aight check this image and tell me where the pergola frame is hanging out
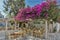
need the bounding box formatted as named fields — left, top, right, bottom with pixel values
left=0, top=18, right=48, bottom=40
left=0, top=18, right=17, bottom=30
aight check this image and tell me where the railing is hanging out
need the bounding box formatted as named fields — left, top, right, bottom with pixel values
left=0, top=18, right=60, bottom=40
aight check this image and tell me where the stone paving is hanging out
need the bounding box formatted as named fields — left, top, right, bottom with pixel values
left=0, top=31, right=60, bottom=40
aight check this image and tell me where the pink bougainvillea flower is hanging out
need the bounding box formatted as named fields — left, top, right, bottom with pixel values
left=33, top=4, right=42, bottom=16
left=44, top=12, right=48, bottom=17
left=47, top=0, right=57, bottom=5
left=41, top=2, right=50, bottom=10
left=24, top=7, right=32, bottom=13
left=15, top=1, right=57, bottom=21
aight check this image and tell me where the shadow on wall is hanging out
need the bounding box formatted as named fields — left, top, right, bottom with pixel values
left=0, top=22, right=6, bottom=27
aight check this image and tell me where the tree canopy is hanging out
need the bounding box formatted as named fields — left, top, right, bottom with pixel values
left=3, top=0, right=25, bottom=17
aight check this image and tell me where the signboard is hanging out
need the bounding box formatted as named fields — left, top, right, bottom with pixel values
left=25, top=0, right=43, bottom=7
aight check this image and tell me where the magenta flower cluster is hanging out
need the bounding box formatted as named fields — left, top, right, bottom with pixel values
left=15, top=2, right=51, bottom=21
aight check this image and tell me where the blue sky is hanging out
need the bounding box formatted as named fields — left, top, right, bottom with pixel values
left=0, top=0, right=60, bottom=17
left=0, top=0, right=5, bottom=15
left=25, top=0, right=44, bottom=7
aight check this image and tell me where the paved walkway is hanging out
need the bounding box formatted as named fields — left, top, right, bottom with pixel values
left=0, top=31, right=6, bottom=40
left=48, top=33, right=60, bottom=40
left=0, top=31, right=60, bottom=40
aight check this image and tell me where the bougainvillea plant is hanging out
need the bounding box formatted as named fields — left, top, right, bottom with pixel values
left=15, top=0, right=57, bottom=21
left=47, top=0, right=59, bottom=21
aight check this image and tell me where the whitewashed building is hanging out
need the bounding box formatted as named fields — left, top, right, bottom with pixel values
left=0, top=11, right=5, bottom=27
